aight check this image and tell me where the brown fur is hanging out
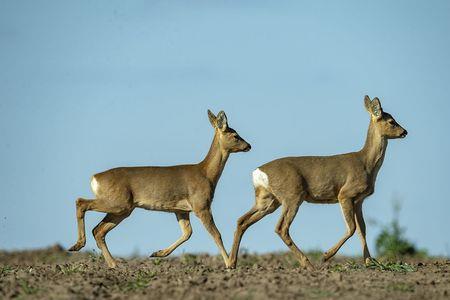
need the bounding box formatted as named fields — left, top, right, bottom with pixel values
left=229, top=96, right=407, bottom=270
left=68, top=110, right=251, bottom=268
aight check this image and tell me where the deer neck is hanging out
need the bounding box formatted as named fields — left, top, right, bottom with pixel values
left=359, top=120, right=388, bottom=175
left=200, top=132, right=229, bottom=188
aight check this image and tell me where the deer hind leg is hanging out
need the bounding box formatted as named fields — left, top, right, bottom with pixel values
left=69, top=198, right=94, bottom=251
left=354, top=202, right=375, bottom=265
left=275, top=201, right=314, bottom=271
left=229, top=187, right=280, bottom=268
left=92, top=211, right=132, bottom=268
left=69, top=196, right=132, bottom=252
left=150, top=212, right=192, bottom=258
left=323, top=197, right=356, bottom=262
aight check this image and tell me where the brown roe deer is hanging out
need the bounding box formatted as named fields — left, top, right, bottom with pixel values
left=229, top=96, right=407, bottom=270
left=68, top=110, right=251, bottom=268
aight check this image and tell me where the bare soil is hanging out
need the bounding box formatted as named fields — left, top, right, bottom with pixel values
left=0, top=245, right=449, bottom=299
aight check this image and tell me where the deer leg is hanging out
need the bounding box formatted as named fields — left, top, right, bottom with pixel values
left=150, top=212, right=192, bottom=258
left=92, top=211, right=132, bottom=268
left=323, top=198, right=356, bottom=262
left=195, top=209, right=229, bottom=268
left=229, top=193, right=279, bottom=268
left=275, top=201, right=315, bottom=270
left=354, top=202, right=375, bottom=265
left=68, top=198, right=91, bottom=251
left=69, top=197, right=132, bottom=251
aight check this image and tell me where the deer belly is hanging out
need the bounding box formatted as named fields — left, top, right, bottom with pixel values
left=304, top=186, right=339, bottom=204
left=305, top=197, right=339, bottom=204
left=135, top=197, right=192, bottom=212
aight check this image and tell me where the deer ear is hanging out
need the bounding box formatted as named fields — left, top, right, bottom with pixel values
left=207, top=109, right=217, bottom=128
left=216, top=111, right=228, bottom=131
left=370, top=97, right=383, bottom=119
left=364, top=95, right=372, bottom=113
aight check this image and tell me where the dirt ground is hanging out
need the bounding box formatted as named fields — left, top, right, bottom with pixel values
left=0, top=245, right=449, bottom=299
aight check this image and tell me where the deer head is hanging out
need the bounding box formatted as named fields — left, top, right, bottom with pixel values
left=207, top=110, right=251, bottom=153
left=364, top=96, right=408, bottom=139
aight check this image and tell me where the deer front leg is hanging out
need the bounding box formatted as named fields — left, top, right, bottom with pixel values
left=354, top=202, right=376, bottom=266
left=195, top=209, right=230, bottom=268
left=150, top=212, right=192, bottom=258
left=323, top=198, right=356, bottom=262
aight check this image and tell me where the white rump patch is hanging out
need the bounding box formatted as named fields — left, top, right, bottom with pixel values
left=91, top=176, right=99, bottom=195
left=252, top=168, right=269, bottom=189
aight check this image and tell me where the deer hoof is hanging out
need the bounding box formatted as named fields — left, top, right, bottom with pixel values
left=322, top=253, right=330, bottom=262
left=150, top=250, right=168, bottom=258
left=227, top=261, right=237, bottom=269
left=365, top=257, right=379, bottom=267
left=68, top=242, right=84, bottom=252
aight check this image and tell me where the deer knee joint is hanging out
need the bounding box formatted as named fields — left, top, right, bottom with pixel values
left=237, top=217, right=246, bottom=227
left=76, top=198, right=89, bottom=216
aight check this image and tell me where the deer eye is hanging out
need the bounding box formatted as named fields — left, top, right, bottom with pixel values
left=388, top=120, right=397, bottom=127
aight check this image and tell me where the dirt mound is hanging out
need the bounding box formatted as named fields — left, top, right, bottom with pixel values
left=0, top=246, right=449, bottom=299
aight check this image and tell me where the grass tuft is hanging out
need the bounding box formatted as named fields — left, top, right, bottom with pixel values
left=180, top=254, right=198, bottom=266
left=0, top=265, right=13, bottom=276
left=18, top=279, right=40, bottom=295
left=120, top=270, right=157, bottom=292
left=366, top=260, right=416, bottom=272
left=59, top=263, right=86, bottom=275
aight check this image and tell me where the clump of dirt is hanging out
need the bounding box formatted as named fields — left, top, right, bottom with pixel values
left=0, top=245, right=449, bottom=299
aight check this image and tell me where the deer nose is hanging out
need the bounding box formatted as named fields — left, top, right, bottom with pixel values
left=244, top=144, right=252, bottom=152
left=401, top=130, right=408, bottom=138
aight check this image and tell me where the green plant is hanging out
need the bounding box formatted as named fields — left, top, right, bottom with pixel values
left=0, top=265, right=13, bottom=276
left=18, top=279, right=40, bottom=295
left=120, top=270, right=157, bottom=292
left=152, top=258, right=162, bottom=266
left=88, top=250, right=102, bottom=263
left=180, top=253, right=198, bottom=266
left=366, top=260, right=416, bottom=272
left=59, top=263, right=86, bottom=275
left=375, top=200, right=427, bottom=259
left=330, top=260, right=363, bottom=272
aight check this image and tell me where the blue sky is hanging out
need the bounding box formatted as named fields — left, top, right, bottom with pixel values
left=1, top=1, right=449, bottom=257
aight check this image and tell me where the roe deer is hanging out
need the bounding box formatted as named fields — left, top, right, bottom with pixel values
left=229, top=96, right=407, bottom=270
left=68, top=110, right=251, bottom=268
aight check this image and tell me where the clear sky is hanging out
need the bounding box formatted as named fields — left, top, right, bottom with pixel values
left=1, top=1, right=449, bottom=257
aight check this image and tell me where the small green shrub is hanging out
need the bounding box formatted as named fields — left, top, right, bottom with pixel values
left=375, top=200, right=427, bottom=259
